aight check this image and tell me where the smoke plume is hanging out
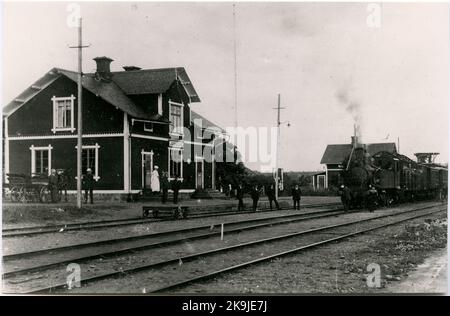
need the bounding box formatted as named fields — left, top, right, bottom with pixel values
left=335, top=89, right=363, bottom=142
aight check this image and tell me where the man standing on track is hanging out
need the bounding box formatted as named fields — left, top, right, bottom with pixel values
left=161, top=171, right=169, bottom=203
left=291, top=184, right=302, bottom=210
left=236, top=183, right=245, bottom=211
left=267, top=183, right=280, bottom=211
left=172, top=175, right=181, bottom=204
left=339, top=185, right=351, bottom=211
left=251, top=184, right=260, bottom=212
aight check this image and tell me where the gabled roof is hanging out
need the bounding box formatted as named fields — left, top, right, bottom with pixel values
left=320, top=142, right=397, bottom=164
left=3, top=65, right=199, bottom=121
left=190, top=110, right=225, bottom=134
left=57, top=69, right=151, bottom=120
left=3, top=70, right=61, bottom=116
left=111, top=67, right=200, bottom=102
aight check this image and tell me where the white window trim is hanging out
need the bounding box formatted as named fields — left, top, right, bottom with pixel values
left=75, top=143, right=100, bottom=181
left=141, top=150, right=154, bottom=189
left=168, top=147, right=183, bottom=181
left=52, top=95, right=76, bottom=133
left=169, top=100, right=184, bottom=137
left=157, top=94, right=163, bottom=115
left=30, top=145, right=53, bottom=176
left=195, top=155, right=204, bottom=189
left=131, top=119, right=155, bottom=132
left=143, top=122, right=154, bottom=132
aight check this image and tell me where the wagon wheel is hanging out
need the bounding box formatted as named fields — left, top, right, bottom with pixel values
left=39, top=186, right=52, bottom=203
left=10, top=186, right=24, bottom=203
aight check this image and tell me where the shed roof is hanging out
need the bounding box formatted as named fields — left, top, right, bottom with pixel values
left=320, top=142, right=397, bottom=164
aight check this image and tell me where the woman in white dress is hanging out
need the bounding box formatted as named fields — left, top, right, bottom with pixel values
left=151, top=165, right=160, bottom=193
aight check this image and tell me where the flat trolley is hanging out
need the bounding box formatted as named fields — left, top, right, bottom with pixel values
left=142, top=205, right=189, bottom=220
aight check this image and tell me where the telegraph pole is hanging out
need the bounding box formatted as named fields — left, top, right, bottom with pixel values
left=274, top=94, right=286, bottom=200
left=70, top=18, right=90, bottom=209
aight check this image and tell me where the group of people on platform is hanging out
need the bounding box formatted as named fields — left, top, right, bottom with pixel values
left=149, top=166, right=182, bottom=204
left=235, top=183, right=303, bottom=212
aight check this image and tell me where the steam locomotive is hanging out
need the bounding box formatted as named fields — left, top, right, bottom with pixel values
left=341, top=145, right=447, bottom=209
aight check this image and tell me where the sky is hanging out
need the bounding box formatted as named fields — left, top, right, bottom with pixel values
left=2, top=1, right=448, bottom=172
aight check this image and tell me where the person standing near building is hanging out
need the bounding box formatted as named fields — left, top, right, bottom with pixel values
left=172, top=175, right=181, bottom=204
left=267, top=183, right=280, bottom=211
left=83, top=168, right=94, bottom=204
left=291, top=184, right=302, bottom=210
left=251, top=184, right=260, bottom=212
left=236, top=183, right=245, bottom=211
left=151, top=165, right=160, bottom=194
left=160, top=171, right=169, bottom=203
left=48, top=169, right=59, bottom=203
left=57, top=169, right=68, bottom=202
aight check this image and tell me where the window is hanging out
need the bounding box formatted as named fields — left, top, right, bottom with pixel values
left=169, top=101, right=183, bottom=135
left=35, top=150, right=49, bottom=174
left=52, top=96, right=75, bottom=133
left=144, top=122, right=153, bottom=132
left=76, top=143, right=100, bottom=181
left=82, top=148, right=96, bottom=174
left=169, top=148, right=183, bottom=179
left=30, top=145, right=52, bottom=176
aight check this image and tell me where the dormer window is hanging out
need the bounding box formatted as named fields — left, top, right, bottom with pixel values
left=52, top=95, right=75, bottom=133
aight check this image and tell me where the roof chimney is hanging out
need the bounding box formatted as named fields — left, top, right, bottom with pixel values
left=94, top=56, right=113, bottom=81
left=123, top=66, right=142, bottom=71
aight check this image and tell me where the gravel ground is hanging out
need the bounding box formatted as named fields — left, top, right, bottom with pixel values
left=2, top=196, right=340, bottom=227
left=2, top=201, right=442, bottom=294
left=3, top=205, right=343, bottom=255
left=166, top=209, right=447, bottom=294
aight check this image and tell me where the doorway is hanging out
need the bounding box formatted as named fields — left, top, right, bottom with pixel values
left=141, top=151, right=153, bottom=191
left=195, top=156, right=204, bottom=189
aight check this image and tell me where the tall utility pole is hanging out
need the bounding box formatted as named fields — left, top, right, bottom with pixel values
left=70, top=18, right=89, bottom=209
left=274, top=94, right=286, bottom=200
left=233, top=3, right=238, bottom=131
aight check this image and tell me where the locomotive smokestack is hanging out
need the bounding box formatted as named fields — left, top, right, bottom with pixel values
left=351, top=136, right=358, bottom=148
left=351, top=124, right=362, bottom=148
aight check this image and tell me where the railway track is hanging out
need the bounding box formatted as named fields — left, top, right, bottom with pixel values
left=2, top=202, right=341, bottom=237
left=3, top=206, right=346, bottom=279
left=152, top=206, right=446, bottom=294
left=2, top=202, right=444, bottom=294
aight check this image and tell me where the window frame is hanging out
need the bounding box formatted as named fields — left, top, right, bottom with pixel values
left=143, top=122, right=154, bottom=132
left=168, top=147, right=183, bottom=180
left=169, top=100, right=184, bottom=136
left=52, top=95, right=76, bottom=133
left=75, top=143, right=101, bottom=181
left=30, top=145, right=53, bottom=176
